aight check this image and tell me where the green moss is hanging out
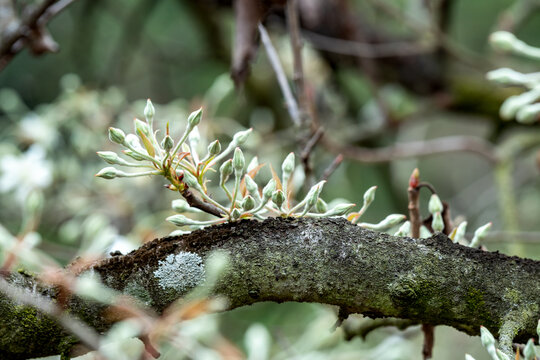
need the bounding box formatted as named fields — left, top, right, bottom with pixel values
left=0, top=300, right=72, bottom=358
left=503, top=289, right=521, bottom=304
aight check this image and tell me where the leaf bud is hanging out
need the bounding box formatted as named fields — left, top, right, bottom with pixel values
left=123, top=150, right=146, bottom=161
left=480, top=326, right=496, bottom=348
left=187, top=108, right=203, bottom=129
left=281, top=152, right=295, bottom=178
left=516, top=103, right=540, bottom=124
left=95, top=167, right=119, bottom=179
left=394, top=221, right=411, bottom=237
left=432, top=212, right=444, bottom=232
left=230, top=208, right=241, bottom=220
left=247, top=156, right=259, bottom=173
left=428, top=194, right=443, bottom=214
left=166, top=214, right=192, bottom=227
left=242, top=195, right=255, bottom=211
left=524, top=338, right=537, bottom=360
left=207, top=140, right=221, bottom=156
left=220, top=159, right=233, bottom=184
left=326, top=203, right=356, bottom=216
left=363, top=186, right=377, bottom=207
left=469, top=222, right=492, bottom=248
left=144, top=99, right=155, bottom=120
left=108, top=127, right=126, bottom=144
left=272, top=190, right=285, bottom=209
left=97, top=151, right=123, bottom=165
left=233, top=147, right=245, bottom=175
left=489, top=31, right=518, bottom=53
left=161, top=135, right=174, bottom=152
left=451, top=221, right=467, bottom=243
left=233, top=128, right=252, bottom=145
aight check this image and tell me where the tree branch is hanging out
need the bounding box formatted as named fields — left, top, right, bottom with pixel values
left=0, top=217, right=539, bottom=359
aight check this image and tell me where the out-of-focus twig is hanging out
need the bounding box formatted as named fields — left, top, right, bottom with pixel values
left=321, top=154, right=343, bottom=182
left=259, top=23, right=302, bottom=127
left=324, top=135, right=499, bottom=164
left=0, top=0, right=77, bottom=71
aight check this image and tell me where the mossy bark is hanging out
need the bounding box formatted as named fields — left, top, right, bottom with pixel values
left=1, top=217, right=539, bottom=359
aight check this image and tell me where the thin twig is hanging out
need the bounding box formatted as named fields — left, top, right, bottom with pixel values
left=324, top=135, right=498, bottom=164
left=0, top=276, right=101, bottom=351
left=258, top=23, right=301, bottom=127
left=321, top=154, right=344, bottom=182
left=0, top=0, right=77, bottom=71
left=286, top=0, right=307, bottom=126
left=303, top=30, right=432, bottom=58
left=180, top=188, right=225, bottom=218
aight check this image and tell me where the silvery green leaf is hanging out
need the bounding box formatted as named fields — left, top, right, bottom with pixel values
left=247, top=156, right=259, bottom=173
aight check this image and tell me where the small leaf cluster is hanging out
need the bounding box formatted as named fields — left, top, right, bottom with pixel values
left=488, top=31, right=540, bottom=124
left=96, top=101, right=394, bottom=233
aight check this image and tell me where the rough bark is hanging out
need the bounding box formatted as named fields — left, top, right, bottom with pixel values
left=1, top=217, right=539, bottom=359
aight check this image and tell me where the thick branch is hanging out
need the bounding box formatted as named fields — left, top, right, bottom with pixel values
left=1, top=217, right=539, bottom=359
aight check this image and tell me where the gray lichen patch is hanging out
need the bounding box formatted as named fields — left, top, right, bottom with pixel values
left=153, top=252, right=205, bottom=294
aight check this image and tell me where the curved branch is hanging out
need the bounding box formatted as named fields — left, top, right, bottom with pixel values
left=0, top=217, right=538, bottom=359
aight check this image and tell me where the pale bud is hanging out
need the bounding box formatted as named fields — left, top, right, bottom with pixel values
left=161, top=135, right=174, bottom=152
left=242, top=195, right=255, bottom=211
left=516, top=103, right=540, bottom=124
left=232, top=128, right=252, bottom=145
left=451, top=221, right=467, bottom=243
left=428, top=194, right=443, bottom=214
left=230, top=208, right=241, bottom=220
left=363, top=186, right=377, bottom=207
left=524, top=339, right=537, bottom=360
left=123, top=150, right=146, bottom=161
left=432, top=212, right=444, bottom=232
left=469, top=222, right=492, bottom=248
left=144, top=99, right=155, bottom=119
left=500, top=89, right=540, bottom=120
left=124, top=134, right=143, bottom=151
left=207, top=140, right=221, bottom=156
left=359, top=214, right=406, bottom=231
left=95, top=167, right=119, bottom=179
left=108, top=127, right=125, bottom=144
left=272, top=190, right=285, bottom=209
left=233, top=147, right=245, bottom=175
left=281, top=152, right=295, bottom=178
left=394, top=221, right=411, bottom=237
left=489, top=31, right=517, bottom=53
left=325, top=203, right=356, bottom=216
left=166, top=214, right=194, bottom=227
left=187, top=108, right=203, bottom=129
left=486, top=68, right=526, bottom=85
left=220, top=159, right=233, bottom=184
left=480, top=326, right=496, bottom=348
left=171, top=199, right=200, bottom=213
